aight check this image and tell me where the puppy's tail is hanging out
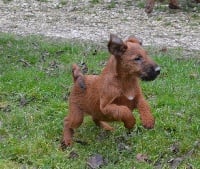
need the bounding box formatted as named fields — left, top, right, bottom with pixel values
left=72, top=64, right=86, bottom=90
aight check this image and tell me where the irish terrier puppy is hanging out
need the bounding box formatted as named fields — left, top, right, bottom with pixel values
left=62, top=34, right=160, bottom=146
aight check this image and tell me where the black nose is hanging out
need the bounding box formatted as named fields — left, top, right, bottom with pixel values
left=155, top=66, right=161, bottom=75
left=140, top=65, right=161, bottom=81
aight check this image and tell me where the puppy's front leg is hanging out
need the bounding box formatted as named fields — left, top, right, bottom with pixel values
left=136, top=94, right=155, bottom=129
left=100, top=98, right=136, bottom=129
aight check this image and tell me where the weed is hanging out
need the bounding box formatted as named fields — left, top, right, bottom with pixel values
left=107, top=0, right=116, bottom=9
left=90, top=0, right=101, bottom=4
left=59, top=0, right=67, bottom=6
left=36, top=0, right=48, bottom=2
left=136, top=0, right=146, bottom=9
left=2, top=0, right=12, bottom=3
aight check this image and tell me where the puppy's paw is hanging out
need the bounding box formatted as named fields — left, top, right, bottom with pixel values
left=142, top=118, right=155, bottom=129
left=100, top=121, right=115, bottom=131
left=124, top=119, right=136, bottom=129
left=60, top=139, right=73, bottom=150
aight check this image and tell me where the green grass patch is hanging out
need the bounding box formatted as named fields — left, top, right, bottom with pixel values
left=0, top=33, right=199, bottom=168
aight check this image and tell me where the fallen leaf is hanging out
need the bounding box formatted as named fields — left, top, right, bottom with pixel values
left=153, top=153, right=165, bottom=169
left=168, top=157, right=183, bottom=169
left=92, top=49, right=98, bottom=55
left=159, top=47, right=167, bottom=52
left=136, top=153, right=149, bottom=162
left=18, top=59, right=31, bottom=67
left=55, top=50, right=65, bottom=55
left=117, top=143, right=131, bottom=152
left=186, top=163, right=193, bottom=169
left=75, top=139, right=88, bottom=146
left=96, top=130, right=109, bottom=142
left=41, top=51, right=50, bottom=62
left=69, top=151, right=79, bottom=159
left=87, top=154, right=105, bottom=169
left=193, top=140, right=200, bottom=148
left=189, top=73, right=198, bottom=79
left=170, top=143, right=179, bottom=154
left=49, top=60, right=58, bottom=68
left=19, top=96, right=28, bottom=107
left=167, top=141, right=198, bottom=169
left=0, top=102, right=9, bottom=109
left=184, top=148, right=195, bottom=159
left=115, top=135, right=127, bottom=144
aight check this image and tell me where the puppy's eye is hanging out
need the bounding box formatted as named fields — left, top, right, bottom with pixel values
left=134, top=55, right=142, bottom=62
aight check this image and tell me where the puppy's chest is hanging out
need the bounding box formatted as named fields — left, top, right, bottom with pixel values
left=122, top=87, right=135, bottom=101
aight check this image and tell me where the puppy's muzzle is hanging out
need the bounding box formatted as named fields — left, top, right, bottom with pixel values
left=141, top=65, right=161, bottom=81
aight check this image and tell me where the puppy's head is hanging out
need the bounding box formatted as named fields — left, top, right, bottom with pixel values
left=108, top=34, right=160, bottom=81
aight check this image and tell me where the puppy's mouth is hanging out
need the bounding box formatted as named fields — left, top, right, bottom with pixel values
left=140, top=66, right=161, bottom=81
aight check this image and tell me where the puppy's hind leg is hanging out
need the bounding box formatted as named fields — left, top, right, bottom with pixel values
left=62, top=104, right=84, bottom=147
left=93, top=118, right=114, bottom=131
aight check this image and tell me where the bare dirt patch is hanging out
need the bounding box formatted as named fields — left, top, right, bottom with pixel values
left=0, top=0, right=200, bottom=51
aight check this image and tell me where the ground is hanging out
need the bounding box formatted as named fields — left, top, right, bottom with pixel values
left=0, top=0, right=200, bottom=50
left=0, top=1, right=200, bottom=168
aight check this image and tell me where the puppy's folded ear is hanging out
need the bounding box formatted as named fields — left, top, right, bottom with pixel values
left=127, top=35, right=143, bottom=46
left=108, top=34, right=127, bottom=57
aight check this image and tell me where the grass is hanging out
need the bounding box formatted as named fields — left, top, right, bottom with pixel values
left=0, top=33, right=199, bottom=169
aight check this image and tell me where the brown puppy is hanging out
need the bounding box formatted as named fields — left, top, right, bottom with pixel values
left=62, top=34, right=160, bottom=146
